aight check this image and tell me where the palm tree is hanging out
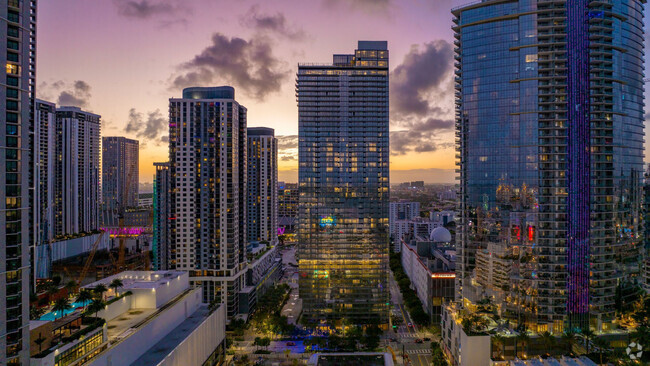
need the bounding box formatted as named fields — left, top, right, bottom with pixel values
left=582, top=329, right=595, bottom=354
left=109, top=279, right=124, bottom=297
left=87, top=298, right=106, bottom=319
left=75, top=289, right=93, bottom=308
left=492, top=334, right=505, bottom=359
left=562, top=330, right=578, bottom=355
left=52, top=298, right=72, bottom=320
left=516, top=331, right=530, bottom=359
left=540, top=331, right=556, bottom=355
left=592, top=337, right=610, bottom=365
left=65, top=280, right=77, bottom=295
left=93, top=284, right=108, bottom=301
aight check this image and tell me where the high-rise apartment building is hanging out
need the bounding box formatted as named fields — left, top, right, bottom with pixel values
left=1, top=0, right=37, bottom=363
left=278, top=182, right=298, bottom=234
left=34, top=99, right=55, bottom=280
left=389, top=201, right=420, bottom=251
left=54, top=107, right=101, bottom=237
left=153, top=162, right=171, bottom=270
left=454, top=0, right=645, bottom=333
left=297, top=41, right=390, bottom=327
left=169, top=86, right=247, bottom=318
left=102, top=136, right=139, bottom=211
left=247, top=127, right=278, bottom=245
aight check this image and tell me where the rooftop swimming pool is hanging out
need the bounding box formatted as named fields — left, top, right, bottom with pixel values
left=39, top=300, right=90, bottom=321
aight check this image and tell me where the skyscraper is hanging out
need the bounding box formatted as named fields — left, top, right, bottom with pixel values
left=297, top=41, right=390, bottom=327
left=1, top=0, right=37, bottom=363
left=34, top=99, right=56, bottom=279
left=169, top=86, right=247, bottom=318
left=153, top=162, right=171, bottom=270
left=102, top=136, right=139, bottom=211
left=454, top=0, right=645, bottom=332
left=247, top=127, right=278, bottom=245
left=54, top=106, right=101, bottom=236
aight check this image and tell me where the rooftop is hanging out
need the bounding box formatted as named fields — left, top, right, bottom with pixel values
left=181, top=86, right=235, bottom=100
left=81, top=270, right=185, bottom=291
left=130, top=305, right=211, bottom=366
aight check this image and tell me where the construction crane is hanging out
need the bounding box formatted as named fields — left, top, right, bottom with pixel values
left=75, top=230, right=106, bottom=286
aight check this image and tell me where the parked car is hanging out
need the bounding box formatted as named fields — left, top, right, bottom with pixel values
left=423, top=337, right=431, bottom=341
left=286, top=341, right=295, bottom=346
left=407, top=323, right=413, bottom=327
left=414, top=339, right=423, bottom=344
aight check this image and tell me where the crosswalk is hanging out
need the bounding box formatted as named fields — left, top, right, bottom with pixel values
left=406, top=349, right=431, bottom=355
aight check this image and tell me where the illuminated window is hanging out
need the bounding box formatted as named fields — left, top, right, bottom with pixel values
left=6, top=63, right=19, bottom=75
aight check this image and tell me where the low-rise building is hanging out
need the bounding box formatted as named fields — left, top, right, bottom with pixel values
left=440, top=302, right=491, bottom=366
left=138, top=193, right=153, bottom=208
left=239, top=245, right=282, bottom=315
left=400, top=232, right=456, bottom=323
left=31, top=271, right=226, bottom=366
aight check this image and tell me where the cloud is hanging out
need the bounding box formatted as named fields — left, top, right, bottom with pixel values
left=391, top=118, right=455, bottom=156
left=277, top=135, right=299, bottom=150
left=124, top=108, right=167, bottom=141
left=51, top=80, right=92, bottom=108
left=240, top=5, right=306, bottom=40
left=391, top=41, right=454, bottom=117
left=112, top=0, right=191, bottom=26
left=281, top=155, right=296, bottom=162
left=323, top=0, right=391, bottom=12
left=171, top=33, right=290, bottom=101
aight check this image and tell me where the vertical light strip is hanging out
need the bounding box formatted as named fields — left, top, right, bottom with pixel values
left=566, top=0, right=591, bottom=332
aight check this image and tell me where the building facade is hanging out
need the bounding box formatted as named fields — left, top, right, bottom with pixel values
left=34, top=99, right=56, bottom=280
left=389, top=201, right=420, bottom=243
left=297, top=41, right=390, bottom=327
left=153, top=162, right=171, bottom=270
left=54, top=106, right=101, bottom=237
left=278, top=182, right=298, bottom=235
left=1, top=0, right=37, bottom=363
left=454, top=0, right=645, bottom=333
left=169, top=87, right=247, bottom=319
left=247, top=127, right=278, bottom=245
left=102, top=136, right=139, bottom=211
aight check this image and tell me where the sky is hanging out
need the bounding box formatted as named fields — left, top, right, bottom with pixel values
left=37, top=0, right=650, bottom=187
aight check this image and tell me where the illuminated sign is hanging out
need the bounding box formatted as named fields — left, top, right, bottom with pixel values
left=277, top=227, right=286, bottom=235
left=314, top=270, right=329, bottom=279
left=431, top=273, right=455, bottom=279
left=319, top=216, right=336, bottom=228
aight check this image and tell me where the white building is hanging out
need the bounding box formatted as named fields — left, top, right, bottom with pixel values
left=440, top=302, right=491, bottom=366
left=54, top=106, right=101, bottom=236
left=169, top=87, right=247, bottom=319
left=247, top=127, right=278, bottom=246
left=389, top=201, right=420, bottom=238
left=30, top=271, right=226, bottom=366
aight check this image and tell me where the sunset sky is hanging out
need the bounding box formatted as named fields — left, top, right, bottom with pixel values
left=36, top=0, right=649, bottom=187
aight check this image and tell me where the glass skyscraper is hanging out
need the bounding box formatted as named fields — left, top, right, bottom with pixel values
left=297, top=41, right=390, bottom=328
left=454, top=0, right=645, bottom=333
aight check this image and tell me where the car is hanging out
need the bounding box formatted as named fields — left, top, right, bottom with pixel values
left=414, top=339, right=423, bottom=344
left=389, top=338, right=398, bottom=342
left=407, top=323, right=413, bottom=327
left=423, top=337, right=431, bottom=341
left=286, top=341, right=295, bottom=346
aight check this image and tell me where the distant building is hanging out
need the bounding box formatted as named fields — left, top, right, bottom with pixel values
left=169, top=87, right=247, bottom=319
left=401, top=230, right=455, bottom=323
left=138, top=192, right=153, bottom=208
left=298, top=41, right=390, bottom=327
left=389, top=201, right=420, bottom=241
left=393, top=211, right=455, bottom=252
left=54, top=106, right=102, bottom=236
left=247, top=127, right=278, bottom=245
left=31, top=271, right=226, bottom=366
left=278, top=182, right=298, bottom=235
left=153, top=162, right=171, bottom=270
left=34, top=99, right=57, bottom=280
left=410, top=181, right=424, bottom=188
left=102, top=137, right=139, bottom=211
left=438, top=189, right=456, bottom=201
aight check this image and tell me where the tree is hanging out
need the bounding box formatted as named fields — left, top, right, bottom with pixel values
left=30, top=306, right=45, bottom=320
left=592, top=337, right=610, bottom=365
left=93, top=284, right=108, bottom=301
left=562, top=330, right=578, bottom=355
left=253, top=337, right=262, bottom=351
left=539, top=331, right=555, bottom=355
left=431, top=341, right=447, bottom=366
left=87, top=298, right=106, bottom=318
left=109, top=279, right=124, bottom=297
left=516, top=331, right=530, bottom=359
left=65, top=280, right=77, bottom=295
left=34, top=334, right=46, bottom=353
left=52, top=298, right=72, bottom=320
left=582, top=329, right=595, bottom=354
left=47, top=284, right=59, bottom=301
left=75, top=289, right=94, bottom=308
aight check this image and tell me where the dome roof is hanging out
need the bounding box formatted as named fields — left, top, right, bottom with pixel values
left=430, top=227, right=452, bottom=243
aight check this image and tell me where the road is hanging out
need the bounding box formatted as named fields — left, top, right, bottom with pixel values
left=388, top=269, right=432, bottom=366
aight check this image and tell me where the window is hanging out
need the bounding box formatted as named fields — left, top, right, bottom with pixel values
left=6, top=63, right=19, bottom=75
left=7, top=52, right=18, bottom=62
left=6, top=112, right=18, bottom=122
left=6, top=76, right=18, bottom=86
left=7, top=40, right=18, bottom=50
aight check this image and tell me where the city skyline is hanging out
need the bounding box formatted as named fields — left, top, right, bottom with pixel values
left=36, top=0, right=485, bottom=185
